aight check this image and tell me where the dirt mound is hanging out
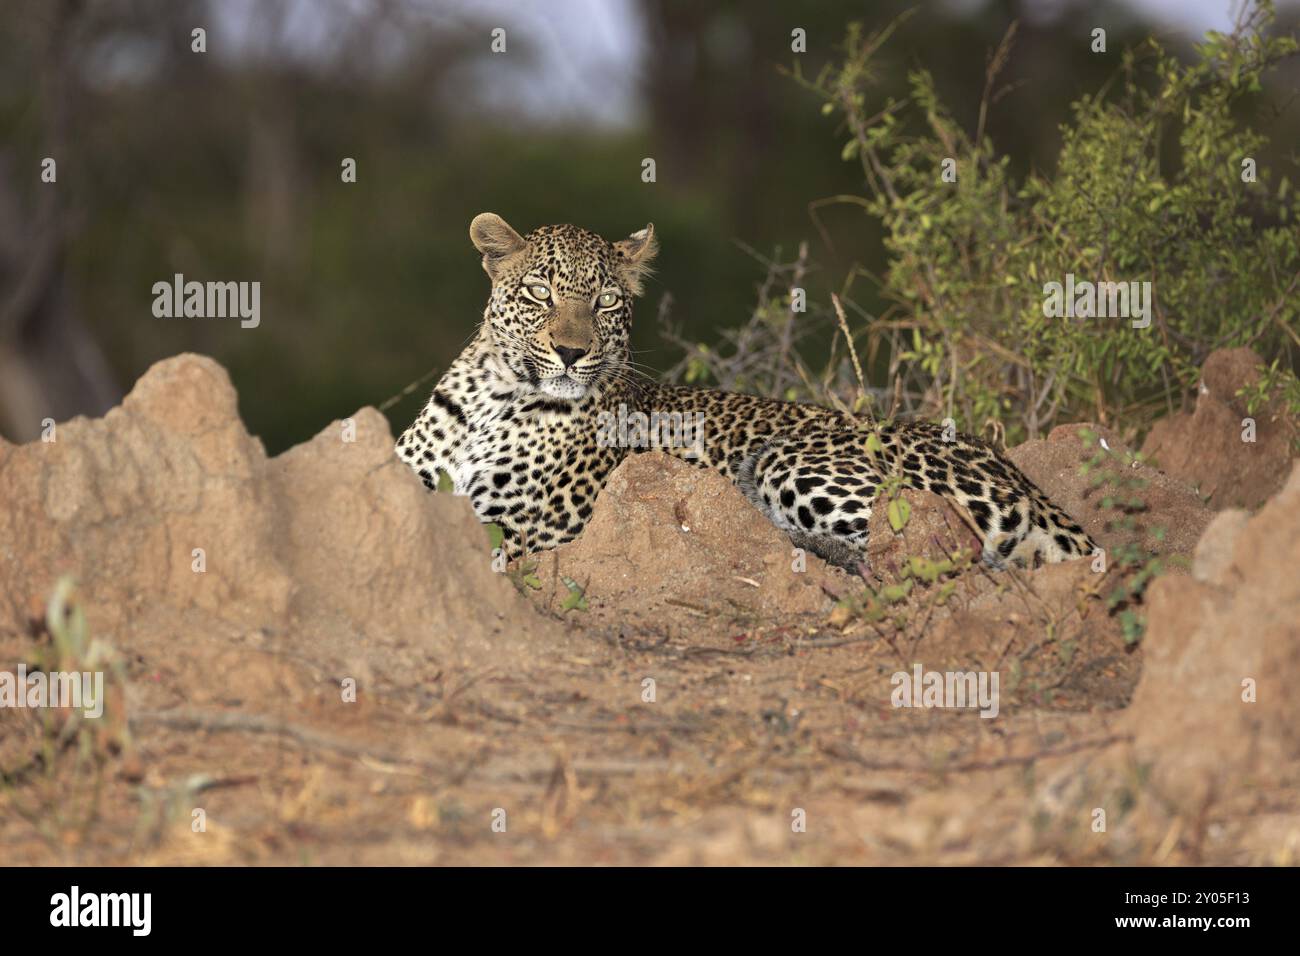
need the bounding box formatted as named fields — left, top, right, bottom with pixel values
left=864, top=488, right=980, bottom=569
left=0, top=354, right=549, bottom=670
left=0, top=354, right=570, bottom=852
left=2, top=353, right=1297, bottom=865
left=526, top=433, right=1152, bottom=714
left=1126, top=461, right=1300, bottom=807
left=860, top=483, right=1138, bottom=714
left=1141, top=347, right=1297, bottom=510
left=527, top=452, right=847, bottom=635
left=1010, top=423, right=1213, bottom=558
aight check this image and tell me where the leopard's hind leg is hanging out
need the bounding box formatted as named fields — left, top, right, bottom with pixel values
left=734, top=440, right=879, bottom=570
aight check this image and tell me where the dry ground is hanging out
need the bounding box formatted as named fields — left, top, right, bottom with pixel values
left=2, top=353, right=1297, bottom=865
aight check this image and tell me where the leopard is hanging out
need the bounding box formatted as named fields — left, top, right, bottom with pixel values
left=395, top=213, right=1096, bottom=571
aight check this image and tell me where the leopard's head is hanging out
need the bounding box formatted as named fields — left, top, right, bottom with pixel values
left=469, top=213, right=656, bottom=400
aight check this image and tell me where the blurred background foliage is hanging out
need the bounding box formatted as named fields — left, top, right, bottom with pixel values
left=0, top=0, right=1297, bottom=452
left=777, top=2, right=1300, bottom=441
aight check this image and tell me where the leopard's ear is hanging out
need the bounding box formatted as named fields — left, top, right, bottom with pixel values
left=613, top=223, right=657, bottom=296
left=470, top=213, right=526, bottom=278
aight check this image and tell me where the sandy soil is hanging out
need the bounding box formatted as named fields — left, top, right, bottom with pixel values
left=1, top=353, right=1296, bottom=865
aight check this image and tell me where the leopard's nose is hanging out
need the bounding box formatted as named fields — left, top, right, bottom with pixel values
left=554, top=345, right=588, bottom=368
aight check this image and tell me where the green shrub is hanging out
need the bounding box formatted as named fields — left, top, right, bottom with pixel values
left=681, top=2, right=1299, bottom=444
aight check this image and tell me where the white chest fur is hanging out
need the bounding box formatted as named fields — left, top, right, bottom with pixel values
left=445, top=388, right=513, bottom=495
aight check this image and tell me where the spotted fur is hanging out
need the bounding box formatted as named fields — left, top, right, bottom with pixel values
left=396, top=215, right=1096, bottom=570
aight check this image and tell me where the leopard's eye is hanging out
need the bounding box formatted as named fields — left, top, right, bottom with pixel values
left=527, top=284, right=551, bottom=301
left=597, top=291, right=621, bottom=309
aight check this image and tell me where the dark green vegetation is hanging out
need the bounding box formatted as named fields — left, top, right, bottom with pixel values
left=0, top=1, right=1296, bottom=451
left=680, top=2, right=1300, bottom=445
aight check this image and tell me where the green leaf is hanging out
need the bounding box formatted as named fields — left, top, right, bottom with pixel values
left=887, top=496, right=912, bottom=532
left=560, top=576, right=588, bottom=612
left=1119, top=609, right=1145, bottom=645
left=879, top=580, right=913, bottom=603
